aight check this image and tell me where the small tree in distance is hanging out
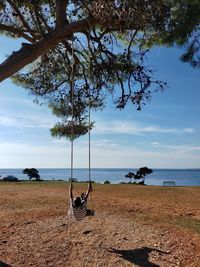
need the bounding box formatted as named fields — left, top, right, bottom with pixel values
left=125, top=172, right=135, bottom=183
left=104, top=180, right=110, bottom=184
left=136, top=167, right=153, bottom=184
left=125, top=167, right=153, bottom=184
left=23, top=168, right=41, bottom=181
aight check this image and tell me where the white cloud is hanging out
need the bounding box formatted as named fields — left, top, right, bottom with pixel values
left=91, top=139, right=120, bottom=148
left=0, top=116, right=16, bottom=127
left=0, top=95, right=34, bottom=106
left=0, top=114, right=55, bottom=129
left=151, top=141, right=160, bottom=146
left=183, top=128, right=195, bottom=133
left=90, top=141, right=200, bottom=168
left=0, top=137, right=200, bottom=168
left=94, top=120, right=194, bottom=135
left=0, top=141, right=70, bottom=168
left=151, top=142, right=200, bottom=153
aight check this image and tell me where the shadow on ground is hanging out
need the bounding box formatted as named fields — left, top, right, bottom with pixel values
left=108, top=246, right=168, bottom=267
left=0, top=261, right=12, bottom=267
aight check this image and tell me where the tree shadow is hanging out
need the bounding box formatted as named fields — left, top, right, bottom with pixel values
left=108, top=246, right=168, bottom=267
left=0, top=261, right=12, bottom=267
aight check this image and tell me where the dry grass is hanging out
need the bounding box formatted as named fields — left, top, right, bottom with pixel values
left=1, top=181, right=200, bottom=231
left=0, top=181, right=200, bottom=267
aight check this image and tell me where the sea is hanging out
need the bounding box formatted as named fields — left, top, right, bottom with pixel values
left=0, top=168, right=200, bottom=186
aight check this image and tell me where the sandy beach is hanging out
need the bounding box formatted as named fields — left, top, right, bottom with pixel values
left=0, top=182, right=200, bottom=267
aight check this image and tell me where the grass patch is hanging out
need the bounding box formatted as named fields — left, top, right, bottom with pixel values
left=173, top=216, right=200, bottom=234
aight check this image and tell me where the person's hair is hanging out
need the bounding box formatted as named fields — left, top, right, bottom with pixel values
left=74, top=196, right=82, bottom=208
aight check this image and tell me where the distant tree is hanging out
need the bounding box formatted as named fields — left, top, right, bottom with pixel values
left=136, top=167, right=153, bottom=184
left=104, top=180, right=110, bottom=184
left=125, top=171, right=135, bottom=183
left=125, top=167, right=153, bottom=184
left=22, top=168, right=41, bottom=181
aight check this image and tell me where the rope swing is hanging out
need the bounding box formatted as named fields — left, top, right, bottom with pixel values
left=70, top=38, right=92, bottom=184
left=68, top=37, right=94, bottom=221
left=70, top=38, right=75, bottom=183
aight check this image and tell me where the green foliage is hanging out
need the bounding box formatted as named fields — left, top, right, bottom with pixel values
left=144, top=1, right=200, bottom=68
left=104, top=180, right=110, bottom=184
left=48, top=94, right=95, bottom=139
left=50, top=121, right=93, bottom=140
left=125, top=167, right=153, bottom=184
left=125, top=172, right=134, bottom=183
left=0, top=1, right=199, bottom=138
left=22, top=168, right=41, bottom=181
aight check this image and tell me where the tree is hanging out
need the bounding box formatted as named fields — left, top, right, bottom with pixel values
left=125, top=171, right=135, bottom=183
left=125, top=167, right=153, bottom=184
left=135, top=166, right=153, bottom=185
left=0, top=1, right=199, bottom=138
left=22, top=168, right=41, bottom=181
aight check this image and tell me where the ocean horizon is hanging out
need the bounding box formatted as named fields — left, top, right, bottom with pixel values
left=0, top=168, right=200, bottom=186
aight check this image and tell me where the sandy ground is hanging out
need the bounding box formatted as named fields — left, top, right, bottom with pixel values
left=0, top=182, right=200, bottom=267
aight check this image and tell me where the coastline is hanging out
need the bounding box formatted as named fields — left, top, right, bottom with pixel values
left=0, top=168, right=200, bottom=186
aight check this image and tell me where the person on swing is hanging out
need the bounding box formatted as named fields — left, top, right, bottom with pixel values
left=68, top=181, right=94, bottom=221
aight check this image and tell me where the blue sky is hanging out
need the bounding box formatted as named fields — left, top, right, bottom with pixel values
left=0, top=36, right=200, bottom=169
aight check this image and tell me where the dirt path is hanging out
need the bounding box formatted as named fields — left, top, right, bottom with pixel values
left=1, top=212, right=200, bottom=267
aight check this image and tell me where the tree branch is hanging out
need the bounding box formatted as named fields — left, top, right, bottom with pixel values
left=56, top=0, right=68, bottom=28
left=0, top=24, right=34, bottom=42
left=7, top=0, right=35, bottom=38
left=0, top=18, right=94, bottom=82
left=33, top=6, right=52, bottom=33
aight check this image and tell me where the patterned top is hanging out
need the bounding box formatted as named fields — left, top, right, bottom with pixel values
left=69, top=198, right=87, bottom=221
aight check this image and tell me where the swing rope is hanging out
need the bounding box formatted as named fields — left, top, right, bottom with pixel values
left=70, top=38, right=75, bottom=182
left=87, top=33, right=95, bottom=214
left=70, top=37, right=93, bottom=199
left=88, top=66, right=93, bottom=208
left=87, top=31, right=92, bottom=184
left=88, top=62, right=91, bottom=183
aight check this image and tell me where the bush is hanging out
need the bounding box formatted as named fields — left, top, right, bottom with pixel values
left=104, top=180, right=110, bottom=184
